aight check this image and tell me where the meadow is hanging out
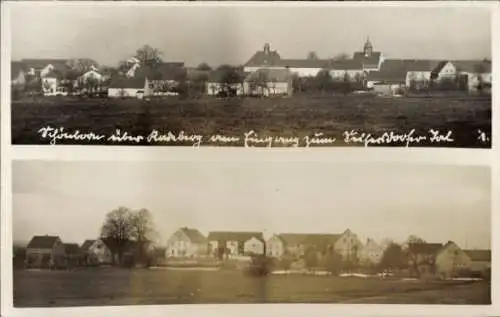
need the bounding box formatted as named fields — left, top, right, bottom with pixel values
left=11, top=94, right=491, bottom=148
left=13, top=268, right=490, bottom=307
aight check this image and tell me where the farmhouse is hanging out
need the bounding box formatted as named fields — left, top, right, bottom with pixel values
left=207, top=231, right=264, bottom=259
left=243, top=236, right=266, bottom=255
left=25, top=235, right=66, bottom=269
left=452, top=60, right=492, bottom=92
left=359, top=238, right=385, bottom=265
left=20, top=58, right=72, bottom=78
left=80, top=239, right=113, bottom=265
left=243, top=68, right=293, bottom=96
left=463, top=249, right=491, bottom=274
left=206, top=69, right=248, bottom=96
left=108, top=76, right=147, bottom=98
left=166, top=227, right=208, bottom=258
left=268, top=229, right=363, bottom=259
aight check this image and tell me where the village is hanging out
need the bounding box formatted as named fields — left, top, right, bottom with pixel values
left=10, top=38, right=493, bottom=99
left=14, top=225, right=491, bottom=281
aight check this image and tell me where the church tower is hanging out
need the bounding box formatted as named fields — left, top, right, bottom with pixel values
left=363, top=37, right=373, bottom=57
left=263, top=43, right=271, bottom=54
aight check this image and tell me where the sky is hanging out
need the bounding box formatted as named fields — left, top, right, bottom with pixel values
left=12, top=160, right=491, bottom=250
left=9, top=4, right=492, bottom=67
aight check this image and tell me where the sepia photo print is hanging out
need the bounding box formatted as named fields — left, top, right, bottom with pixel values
left=7, top=3, right=493, bottom=148
left=12, top=159, right=491, bottom=307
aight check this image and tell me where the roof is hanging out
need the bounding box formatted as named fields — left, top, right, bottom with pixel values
left=278, top=233, right=341, bottom=247
left=280, top=59, right=329, bottom=69
left=452, top=60, right=492, bottom=73
left=328, top=59, right=364, bottom=70
left=20, top=58, right=70, bottom=70
left=353, top=51, right=382, bottom=67
left=366, top=59, right=415, bottom=84
left=207, top=69, right=249, bottom=83
left=27, top=235, right=61, bottom=249
left=80, top=240, right=96, bottom=252
left=108, top=76, right=146, bottom=89
left=245, top=68, right=292, bottom=83
left=64, top=243, right=80, bottom=254
left=179, top=227, right=207, bottom=243
left=207, top=231, right=264, bottom=243
left=408, top=243, right=443, bottom=255
left=464, top=249, right=491, bottom=262
left=11, top=61, right=27, bottom=79
left=405, top=59, right=444, bottom=72
left=245, top=49, right=282, bottom=67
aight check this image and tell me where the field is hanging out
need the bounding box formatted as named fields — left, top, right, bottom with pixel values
left=13, top=268, right=490, bottom=307
left=11, top=94, right=491, bottom=148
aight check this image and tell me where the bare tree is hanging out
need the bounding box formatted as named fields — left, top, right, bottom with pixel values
left=130, top=208, right=157, bottom=265
left=100, top=207, right=135, bottom=264
left=135, top=45, right=163, bottom=68
left=196, top=62, right=212, bottom=71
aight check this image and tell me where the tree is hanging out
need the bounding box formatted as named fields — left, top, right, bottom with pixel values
left=217, top=65, right=243, bottom=96
left=379, top=243, right=406, bottom=273
left=67, top=58, right=99, bottom=73
left=406, top=235, right=426, bottom=245
left=304, top=247, right=319, bottom=269
left=135, top=45, right=163, bottom=68
left=320, top=248, right=343, bottom=275
left=130, top=208, right=156, bottom=265
left=314, top=69, right=333, bottom=92
left=474, top=63, right=487, bottom=93
left=307, top=51, right=319, bottom=60
left=196, top=62, right=212, bottom=71
left=85, top=76, right=100, bottom=94
left=248, top=71, right=269, bottom=96
left=100, top=207, right=135, bottom=265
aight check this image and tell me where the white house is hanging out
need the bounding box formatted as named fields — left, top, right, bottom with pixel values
left=166, top=227, right=208, bottom=258
left=243, top=68, right=293, bottom=96
left=266, top=234, right=286, bottom=257
left=452, top=60, right=492, bottom=92
left=78, top=69, right=104, bottom=85
left=328, top=60, right=365, bottom=81
left=243, top=236, right=265, bottom=255
left=108, top=76, right=147, bottom=98
left=207, top=231, right=264, bottom=258
left=359, top=238, right=385, bottom=265
left=80, top=239, right=113, bottom=265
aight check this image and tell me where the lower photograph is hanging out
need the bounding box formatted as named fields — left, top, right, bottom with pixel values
left=11, top=159, right=491, bottom=307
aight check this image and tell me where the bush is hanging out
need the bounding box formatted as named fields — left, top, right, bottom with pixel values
left=244, top=255, right=275, bottom=276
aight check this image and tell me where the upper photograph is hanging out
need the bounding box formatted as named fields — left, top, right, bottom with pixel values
left=7, top=3, right=493, bottom=148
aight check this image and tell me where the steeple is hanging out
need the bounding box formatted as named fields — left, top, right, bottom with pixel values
left=363, top=37, right=373, bottom=57
left=263, top=43, right=271, bottom=54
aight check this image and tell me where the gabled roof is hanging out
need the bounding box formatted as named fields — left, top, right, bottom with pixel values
left=11, top=61, right=27, bottom=79
left=452, top=60, right=492, bottom=73
left=108, top=76, right=145, bottom=89
left=405, top=59, right=444, bottom=72
left=207, top=231, right=264, bottom=243
left=408, top=242, right=443, bottom=255
left=245, top=50, right=282, bottom=67
left=464, top=249, right=491, bottom=262
left=207, top=69, right=249, bottom=83
left=64, top=243, right=80, bottom=254
left=278, top=233, right=342, bottom=247
left=353, top=52, right=382, bottom=67
left=366, top=59, right=415, bottom=84
left=245, top=68, right=292, bottom=83
left=281, top=59, right=329, bottom=69
left=27, top=235, right=61, bottom=249
left=179, top=227, right=207, bottom=244
left=80, top=239, right=96, bottom=252
left=21, top=58, right=70, bottom=70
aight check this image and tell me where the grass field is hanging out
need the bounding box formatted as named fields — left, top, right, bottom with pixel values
left=11, top=94, right=491, bottom=148
left=13, top=268, right=490, bottom=307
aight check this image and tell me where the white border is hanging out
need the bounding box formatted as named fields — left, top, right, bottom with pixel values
left=2, top=1, right=499, bottom=317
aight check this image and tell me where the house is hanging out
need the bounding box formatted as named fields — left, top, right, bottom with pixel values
left=80, top=239, right=113, bottom=266
left=243, top=236, right=266, bottom=255
left=359, top=238, right=385, bottom=266
left=270, top=229, right=362, bottom=260
left=25, top=235, right=66, bottom=269
left=78, top=69, right=104, bottom=85
left=352, top=37, right=384, bottom=72
left=434, top=241, right=472, bottom=278
left=11, top=61, right=27, bottom=86
left=452, top=60, right=492, bottom=92
left=206, top=69, right=248, bottom=96
left=207, top=231, right=264, bottom=259
left=20, top=58, right=71, bottom=78
left=328, top=59, right=365, bottom=81
left=463, top=249, right=491, bottom=274
left=243, top=68, right=293, bottom=96
left=404, top=60, right=449, bottom=88
left=366, top=59, right=415, bottom=93
left=107, top=76, right=147, bottom=98
left=166, top=227, right=208, bottom=258
left=407, top=241, right=471, bottom=278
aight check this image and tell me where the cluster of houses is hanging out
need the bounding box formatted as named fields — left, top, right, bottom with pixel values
left=11, top=38, right=492, bottom=99
left=18, top=226, right=491, bottom=279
